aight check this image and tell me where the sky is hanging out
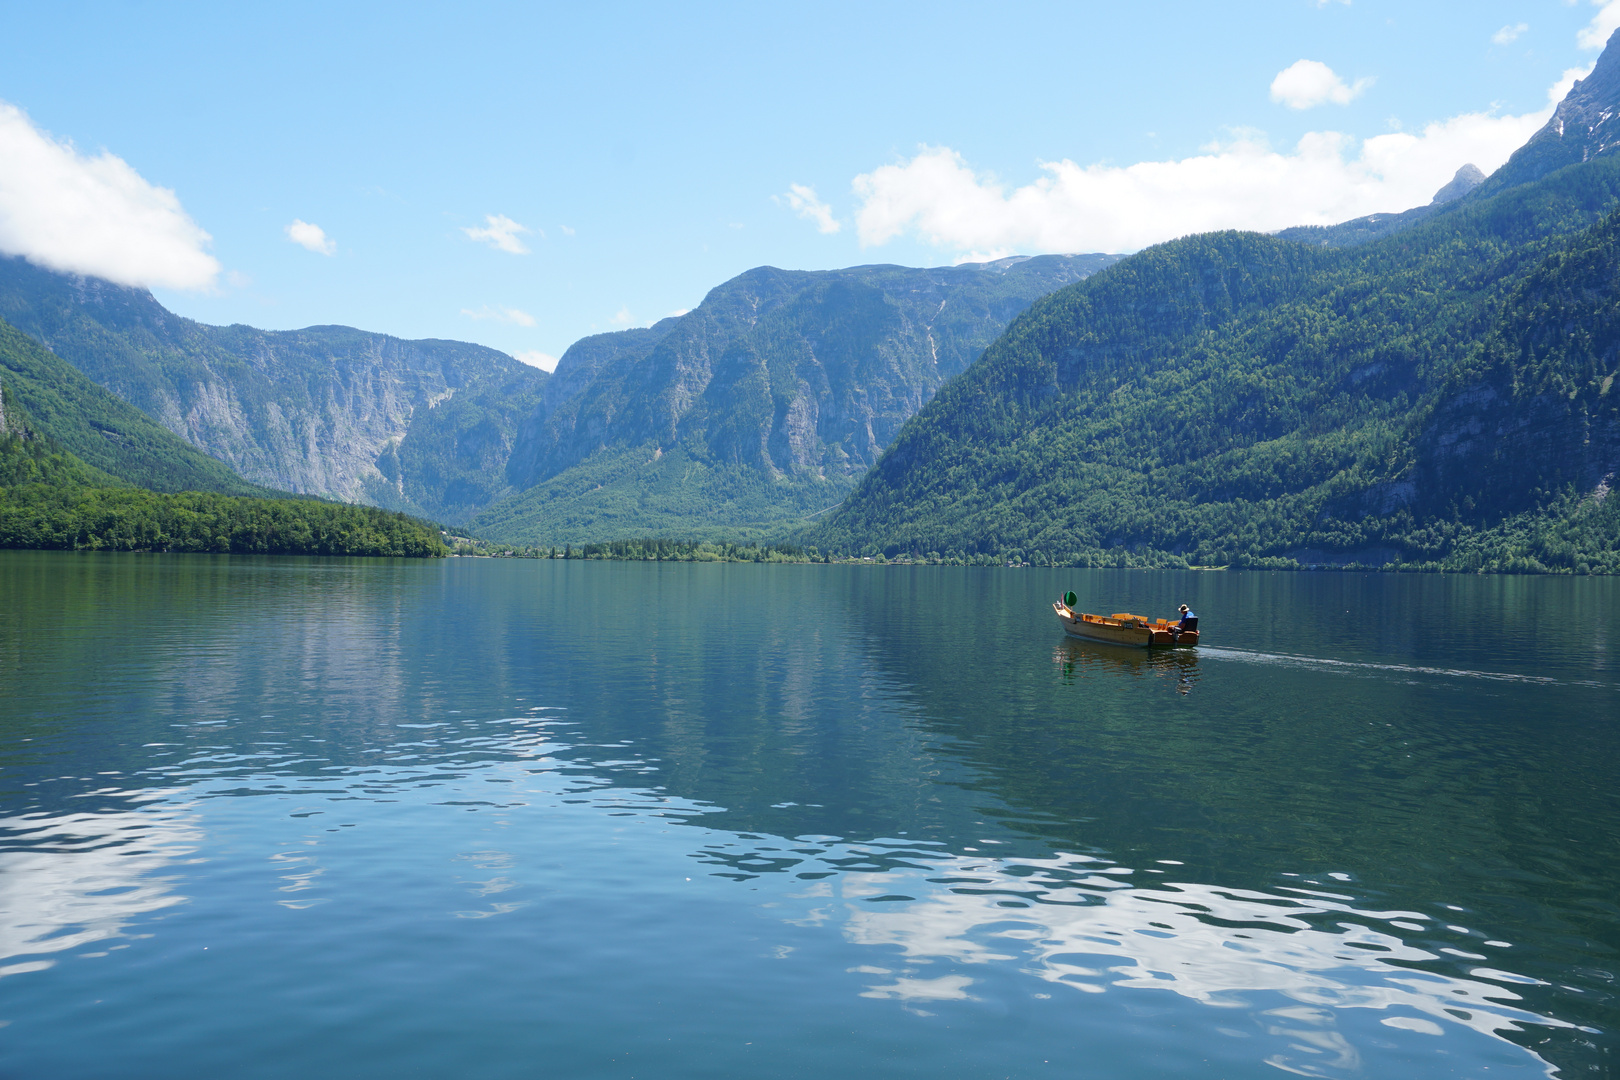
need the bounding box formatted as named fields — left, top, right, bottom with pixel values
left=2, top=1, right=1617, bottom=369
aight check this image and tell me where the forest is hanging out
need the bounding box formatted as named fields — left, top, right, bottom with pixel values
left=0, top=432, right=447, bottom=558
left=812, top=156, right=1620, bottom=574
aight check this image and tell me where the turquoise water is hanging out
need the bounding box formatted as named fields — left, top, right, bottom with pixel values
left=1, top=552, right=1615, bottom=1078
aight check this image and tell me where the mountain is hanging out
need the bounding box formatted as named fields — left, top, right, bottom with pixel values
left=1277, top=27, right=1620, bottom=251
left=0, top=320, right=447, bottom=556
left=0, top=426, right=446, bottom=557
left=472, top=254, right=1120, bottom=543
left=1413, top=206, right=1620, bottom=529
left=813, top=131, right=1620, bottom=573
left=1273, top=164, right=1485, bottom=248
left=0, top=255, right=544, bottom=520
left=0, top=317, right=268, bottom=494
left=1472, top=27, right=1620, bottom=197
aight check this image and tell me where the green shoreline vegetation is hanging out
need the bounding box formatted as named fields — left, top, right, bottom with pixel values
left=1, top=431, right=447, bottom=558
left=441, top=522, right=1620, bottom=574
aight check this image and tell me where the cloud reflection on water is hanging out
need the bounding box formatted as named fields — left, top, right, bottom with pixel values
left=0, top=797, right=198, bottom=975
left=822, top=848, right=1574, bottom=1077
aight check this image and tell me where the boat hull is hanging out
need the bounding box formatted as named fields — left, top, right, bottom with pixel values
left=1053, top=604, right=1197, bottom=647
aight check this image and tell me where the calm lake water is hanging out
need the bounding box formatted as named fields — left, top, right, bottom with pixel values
left=1, top=551, right=1616, bottom=1079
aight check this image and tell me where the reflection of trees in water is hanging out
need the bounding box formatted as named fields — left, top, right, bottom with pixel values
left=1052, top=639, right=1201, bottom=695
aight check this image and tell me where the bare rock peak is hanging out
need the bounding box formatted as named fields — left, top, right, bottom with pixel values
left=1480, top=26, right=1620, bottom=192
left=1431, top=164, right=1485, bottom=205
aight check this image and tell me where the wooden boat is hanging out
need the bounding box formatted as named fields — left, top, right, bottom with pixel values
left=1053, top=594, right=1198, bottom=648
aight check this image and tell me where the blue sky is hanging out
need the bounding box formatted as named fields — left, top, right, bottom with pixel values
left=1, top=1, right=1615, bottom=367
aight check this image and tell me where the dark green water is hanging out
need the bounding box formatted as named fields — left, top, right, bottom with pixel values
left=1, top=551, right=1615, bottom=1079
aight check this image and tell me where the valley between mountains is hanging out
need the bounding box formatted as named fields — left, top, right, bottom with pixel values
left=5, top=31, right=1620, bottom=571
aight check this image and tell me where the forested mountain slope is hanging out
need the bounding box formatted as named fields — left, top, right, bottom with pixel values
left=0, top=256, right=544, bottom=520
left=0, top=347, right=446, bottom=556
left=813, top=150, right=1620, bottom=573
left=473, top=254, right=1119, bottom=543
left=0, top=426, right=446, bottom=557
left=0, top=319, right=268, bottom=495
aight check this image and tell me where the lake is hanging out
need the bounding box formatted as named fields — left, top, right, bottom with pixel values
left=1, top=551, right=1615, bottom=1079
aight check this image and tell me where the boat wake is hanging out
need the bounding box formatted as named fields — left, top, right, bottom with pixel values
left=1197, top=647, right=1612, bottom=689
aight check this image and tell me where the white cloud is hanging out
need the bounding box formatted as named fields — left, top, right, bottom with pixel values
left=610, top=305, right=632, bottom=326
left=285, top=219, right=335, bottom=255
left=778, top=183, right=842, bottom=234
left=1492, top=23, right=1529, bottom=45
left=853, top=96, right=1551, bottom=256
left=514, top=350, right=558, bottom=371
left=559, top=224, right=575, bottom=236
left=461, top=305, right=536, bottom=327
left=667, top=308, right=690, bottom=318
left=1578, top=0, right=1620, bottom=49
left=462, top=213, right=534, bottom=254
left=0, top=101, right=219, bottom=290
left=950, top=249, right=1017, bottom=265
left=1269, top=60, right=1373, bottom=109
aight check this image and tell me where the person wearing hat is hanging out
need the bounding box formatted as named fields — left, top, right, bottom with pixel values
left=1170, top=604, right=1198, bottom=641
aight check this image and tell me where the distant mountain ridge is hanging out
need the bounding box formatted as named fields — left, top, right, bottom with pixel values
left=473, top=254, right=1121, bottom=542
left=1473, top=27, right=1620, bottom=196
left=0, top=255, right=544, bottom=518
left=1278, top=27, right=1620, bottom=250
left=0, top=252, right=1115, bottom=539
left=0, top=317, right=268, bottom=495
left=1273, top=164, right=1486, bottom=248
left=812, top=41, right=1620, bottom=575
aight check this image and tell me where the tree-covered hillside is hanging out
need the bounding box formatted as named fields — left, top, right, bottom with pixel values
left=475, top=255, right=1120, bottom=543
left=0, top=420, right=446, bottom=557
left=0, top=255, right=540, bottom=519
left=813, top=155, right=1620, bottom=574
left=0, top=319, right=269, bottom=495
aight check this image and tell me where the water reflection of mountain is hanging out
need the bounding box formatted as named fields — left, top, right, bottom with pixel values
left=828, top=567, right=1620, bottom=1070
left=2, top=555, right=442, bottom=817
left=838, top=568, right=1620, bottom=882
left=2, top=553, right=1614, bottom=1074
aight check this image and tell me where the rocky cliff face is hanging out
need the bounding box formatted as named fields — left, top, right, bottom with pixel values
left=0, top=256, right=539, bottom=512
left=506, top=255, right=1119, bottom=490
left=461, top=255, right=1122, bottom=542
left=1477, top=27, right=1620, bottom=197
left=1417, top=382, right=1618, bottom=515
left=1413, top=204, right=1620, bottom=517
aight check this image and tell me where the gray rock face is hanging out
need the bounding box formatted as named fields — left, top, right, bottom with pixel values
left=1431, top=164, right=1485, bottom=205
left=0, top=255, right=534, bottom=510
left=506, top=255, right=1121, bottom=490
left=1479, top=28, right=1620, bottom=195
left=1415, top=382, right=1620, bottom=513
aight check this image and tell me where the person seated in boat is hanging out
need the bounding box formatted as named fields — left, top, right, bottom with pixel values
left=1170, top=604, right=1198, bottom=640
